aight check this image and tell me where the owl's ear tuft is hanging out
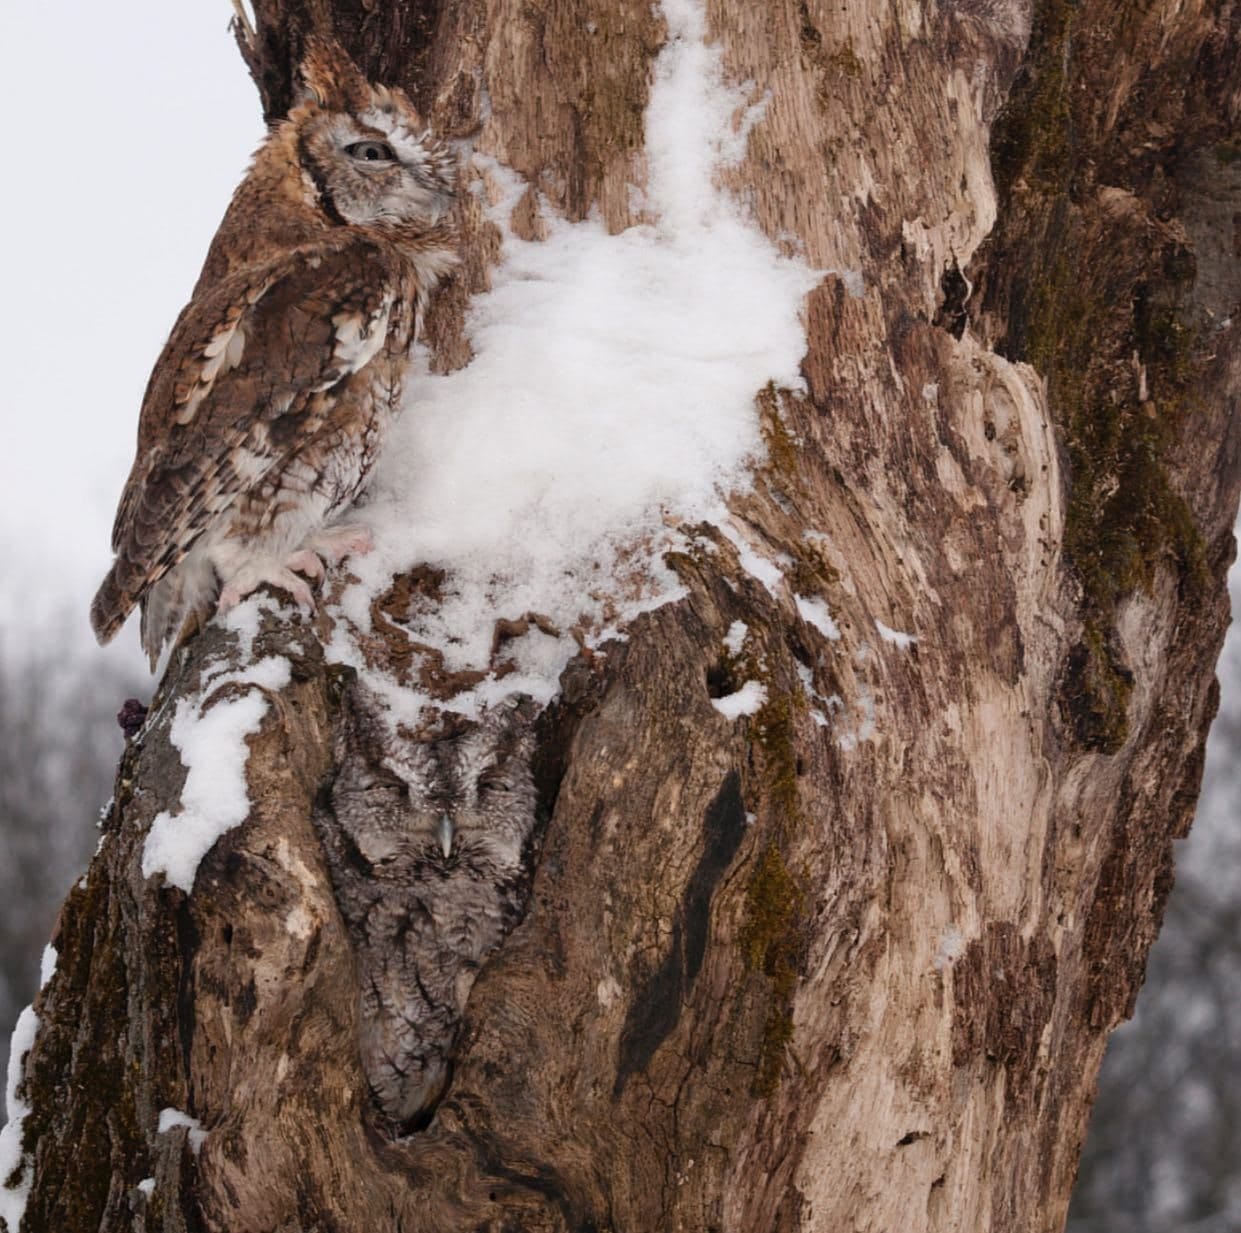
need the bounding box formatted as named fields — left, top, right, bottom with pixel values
left=297, top=36, right=372, bottom=111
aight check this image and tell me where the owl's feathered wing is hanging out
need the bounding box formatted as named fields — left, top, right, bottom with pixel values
left=90, top=235, right=413, bottom=665
left=313, top=686, right=540, bottom=1132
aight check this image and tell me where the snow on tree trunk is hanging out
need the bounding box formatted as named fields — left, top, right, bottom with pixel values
left=4, top=0, right=1240, bottom=1230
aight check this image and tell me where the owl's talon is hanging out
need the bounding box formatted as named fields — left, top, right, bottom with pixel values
left=303, top=523, right=376, bottom=564
left=285, top=549, right=326, bottom=580
left=216, top=563, right=317, bottom=615
left=283, top=573, right=316, bottom=611
left=217, top=586, right=243, bottom=614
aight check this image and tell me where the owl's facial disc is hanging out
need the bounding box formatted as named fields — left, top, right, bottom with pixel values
left=306, top=109, right=455, bottom=229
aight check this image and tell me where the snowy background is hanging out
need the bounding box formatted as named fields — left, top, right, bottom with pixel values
left=0, top=3, right=262, bottom=661
left=0, top=0, right=261, bottom=1054
left=0, top=4, right=1236, bottom=1227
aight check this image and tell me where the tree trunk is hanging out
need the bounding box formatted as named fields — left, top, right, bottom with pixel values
left=5, top=0, right=1240, bottom=1230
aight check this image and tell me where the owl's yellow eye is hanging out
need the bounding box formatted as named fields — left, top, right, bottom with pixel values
left=346, top=140, right=396, bottom=163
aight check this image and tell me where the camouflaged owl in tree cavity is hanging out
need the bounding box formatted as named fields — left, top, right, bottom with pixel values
left=314, top=685, right=542, bottom=1133
left=91, top=39, right=457, bottom=667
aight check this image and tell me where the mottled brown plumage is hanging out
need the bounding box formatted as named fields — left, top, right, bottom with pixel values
left=91, top=41, right=457, bottom=667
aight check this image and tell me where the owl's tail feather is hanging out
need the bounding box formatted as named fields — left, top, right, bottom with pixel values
left=92, top=553, right=216, bottom=671
left=140, top=577, right=179, bottom=672
left=90, top=564, right=138, bottom=649
left=140, top=555, right=218, bottom=671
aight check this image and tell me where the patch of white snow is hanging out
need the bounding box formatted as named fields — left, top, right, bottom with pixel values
left=875, top=619, right=917, bottom=649
left=723, top=620, right=748, bottom=656
left=218, top=592, right=293, bottom=662
left=325, top=0, right=818, bottom=729
left=711, top=680, right=768, bottom=719
left=716, top=522, right=786, bottom=596
left=0, top=1007, right=39, bottom=1228
left=795, top=660, right=842, bottom=729
left=157, top=1107, right=207, bottom=1154
left=795, top=595, right=841, bottom=641
left=142, top=656, right=292, bottom=892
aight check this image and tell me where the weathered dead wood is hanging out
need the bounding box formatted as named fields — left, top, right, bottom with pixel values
left=7, top=0, right=1241, bottom=1230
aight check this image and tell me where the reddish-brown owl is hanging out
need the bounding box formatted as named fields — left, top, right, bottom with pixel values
left=91, top=41, right=456, bottom=667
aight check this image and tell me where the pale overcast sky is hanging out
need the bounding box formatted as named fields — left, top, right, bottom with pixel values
left=0, top=2, right=262, bottom=672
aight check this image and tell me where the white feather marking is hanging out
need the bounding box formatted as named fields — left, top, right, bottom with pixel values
left=178, top=320, right=247, bottom=423
left=359, top=106, right=394, bottom=134
left=358, top=107, right=442, bottom=171
left=332, top=299, right=393, bottom=374
left=201, top=320, right=245, bottom=372
left=174, top=387, right=208, bottom=427
left=232, top=447, right=270, bottom=485
left=410, top=246, right=459, bottom=287
left=202, top=325, right=234, bottom=359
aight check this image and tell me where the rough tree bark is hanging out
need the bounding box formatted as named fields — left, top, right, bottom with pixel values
left=6, top=0, right=1240, bottom=1230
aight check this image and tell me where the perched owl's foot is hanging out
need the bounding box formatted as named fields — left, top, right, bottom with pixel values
left=283, top=549, right=325, bottom=580
left=216, top=554, right=319, bottom=614
left=303, top=522, right=375, bottom=564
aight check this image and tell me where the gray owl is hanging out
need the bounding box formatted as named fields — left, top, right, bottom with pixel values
left=315, top=685, right=541, bottom=1133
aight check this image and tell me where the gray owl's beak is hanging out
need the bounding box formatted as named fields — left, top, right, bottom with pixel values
left=438, top=814, right=454, bottom=859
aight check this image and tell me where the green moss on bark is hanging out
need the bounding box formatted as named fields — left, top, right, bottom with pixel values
left=983, top=0, right=1210, bottom=751
left=18, top=873, right=148, bottom=1232
left=739, top=843, right=807, bottom=1097
left=734, top=670, right=813, bottom=1095
left=1019, top=237, right=1207, bottom=749
left=990, top=0, right=1077, bottom=199
left=754, top=691, right=802, bottom=823
left=758, top=384, right=801, bottom=485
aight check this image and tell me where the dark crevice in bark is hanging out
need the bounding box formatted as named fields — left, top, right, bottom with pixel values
left=173, top=902, right=200, bottom=1095
left=451, top=1107, right=597, bottom=1231
left=933, top=260, right=971, bottom=340
left=615, top=771, right=747, bottom=1094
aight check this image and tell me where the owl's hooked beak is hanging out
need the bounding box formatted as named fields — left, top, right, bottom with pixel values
left=438, top=814, right=454, bottom=859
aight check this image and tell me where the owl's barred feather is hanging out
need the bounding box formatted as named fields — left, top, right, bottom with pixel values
left=314, top=685, right=541, bottom=1132
left=91, top=41, right=456, bottom=668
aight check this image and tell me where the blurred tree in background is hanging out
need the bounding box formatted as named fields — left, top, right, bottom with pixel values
left=1069, top=570, right=1241, bottom=1232
left=0, top=636, right=141, bottom=1044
